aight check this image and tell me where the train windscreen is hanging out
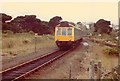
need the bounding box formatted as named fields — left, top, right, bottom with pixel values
left=62, top=28, right=66, bottom=36
left=57, top=28, right=61, bottom=35
left=68, top=28, right=72, bottom=35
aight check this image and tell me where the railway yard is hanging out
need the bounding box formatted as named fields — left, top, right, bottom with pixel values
left=1, top=33, right=119, bottom=80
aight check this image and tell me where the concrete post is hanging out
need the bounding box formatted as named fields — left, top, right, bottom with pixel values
left=35, top=33, right=38, bottom=53
left=89, top=60, right=95, bottom=80
left=96, top=60, right=102, bottom=80
left=69, top=63, right=72, bottom=79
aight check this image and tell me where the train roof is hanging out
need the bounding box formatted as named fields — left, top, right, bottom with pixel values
left=56, top=21, right=82, bottom=30
left=74, top=26, right=82, bottom=30
left=56, top=25, right=82, bottom=30
left=56, top=21, right=75, bottom=27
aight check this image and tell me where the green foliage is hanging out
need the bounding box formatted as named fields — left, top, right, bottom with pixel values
left=46, top=34, right=54, bottom=40
left=2, top=13, right=57, bottom=35
left=94, top=19, right=112, bottom=34
left=22, top=39, right=30, bottom=44
left=0, top=13, right=12, bottom=23
left=6, top=30, right=13, bottom=34
left=29, top=31, right=35, bottom=35
left=2, top=30, right=13, bottom=38
left=48, top=16, right=62, bottom=29
left=103, top=48, right=119, bottom=56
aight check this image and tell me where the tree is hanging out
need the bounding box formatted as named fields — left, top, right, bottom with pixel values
left=94, top=19, right=112, bottom=34
left=48, top=16, right=62, bottom=29
left=1, top=13, right=55, bottom=34
left=0, top=13, right=12, bottom=23
left=1, top=13, right=12, bottom=31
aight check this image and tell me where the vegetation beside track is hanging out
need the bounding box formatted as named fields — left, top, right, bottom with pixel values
left=2, top=33, right=56, bottom=58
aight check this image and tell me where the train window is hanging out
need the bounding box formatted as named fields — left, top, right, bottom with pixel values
left=68, top=28, right=72, bottom=35
left=62, top=28, right=66, bottom=36
left=57, top=28, right=61, bottom=35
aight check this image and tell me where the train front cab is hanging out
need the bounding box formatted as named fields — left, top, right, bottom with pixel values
left=55, top=27, right=74, bottom=49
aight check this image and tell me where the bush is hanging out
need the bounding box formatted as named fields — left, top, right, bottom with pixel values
left=103, top=48, right=119, bottom=56
left=46, top=35, right=54, bottom=40
left=2, top=30, right=13, bottom=34
left=2, top=30, right=13, bottom=37
left=22, top=39, right=30, bottom=44
left=29, top=31, right=34, bottom=35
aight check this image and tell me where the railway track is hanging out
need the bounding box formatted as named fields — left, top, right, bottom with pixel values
left=1, top=47, right=76, bottom=81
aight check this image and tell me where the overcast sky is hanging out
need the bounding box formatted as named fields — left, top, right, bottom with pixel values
left=0, top=0, right=119, bottom=24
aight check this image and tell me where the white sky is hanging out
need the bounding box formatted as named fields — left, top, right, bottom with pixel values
left=0, top=0, right=119, bottom=24
left=0, top=0, right=119, bottom=2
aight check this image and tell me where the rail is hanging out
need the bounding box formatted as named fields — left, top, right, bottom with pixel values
left=1, top=46, right=78, bottom=81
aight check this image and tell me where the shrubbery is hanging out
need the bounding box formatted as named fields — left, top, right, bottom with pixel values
left=22, top=39, right=30, bottom=44
left=103, top=48, right=119, bottom=56
left=29, top=31, right=35, bottom=35
left=1, top=13, right=62, bottom=35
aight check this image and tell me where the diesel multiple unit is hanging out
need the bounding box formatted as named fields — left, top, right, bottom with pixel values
left=55, top=21, right=83, bottom=50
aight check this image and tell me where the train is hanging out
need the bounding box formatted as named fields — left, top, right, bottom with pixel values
left=55, top=21, right=83, bottom=50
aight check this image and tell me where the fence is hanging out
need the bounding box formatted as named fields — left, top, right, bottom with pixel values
left=89, top=60, right=120, bottom=80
